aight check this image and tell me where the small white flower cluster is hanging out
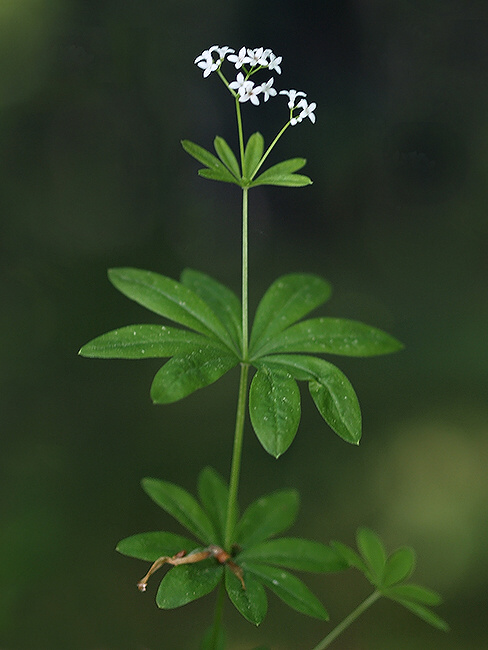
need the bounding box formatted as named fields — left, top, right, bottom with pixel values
left=194, top=45, right=316, bottom=124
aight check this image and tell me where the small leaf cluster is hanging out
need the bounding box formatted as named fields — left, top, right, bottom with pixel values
left=117, top=467, right=347, bottom=625
left=182, top=133, right=312, bottom=188
left=79, top=268, right=402, bottom=457
left=332, top=528, right=450, bottom=632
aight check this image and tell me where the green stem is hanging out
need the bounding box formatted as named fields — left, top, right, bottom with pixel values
left=224, top=361, right=250, bottom=550
left=250, top=121, right=290, bottom=180
left=311, top=591, right=382, bottom=650
left=208, top=581, right=226, bottom=650
left=241, top=187, right=249, bottom=359
left=235, top=98, right=245, bottom=172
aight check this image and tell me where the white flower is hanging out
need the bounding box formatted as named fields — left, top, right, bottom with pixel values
left=297, top=98, right=317, bottom=124
left=194, top=46, right=220, bottom=77
left=279, top=89, right=307, bottom=109
left=290, top=115, right=302, bottom=126
left=229, top=72, right=252, bottom=96
left=247, top=47, right=268, bottom=67
left=267, top=52, right=282, bottom=74
left=259, top=77, right=277, bottom=102
left=239, top=81, right=262, bottom=105
left=227, top=46, right=251, bottom=69
left=215, top=45, right=235, bottom=62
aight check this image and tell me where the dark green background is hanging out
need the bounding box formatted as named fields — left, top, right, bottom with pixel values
left=2, top=1, right=487, bottom=648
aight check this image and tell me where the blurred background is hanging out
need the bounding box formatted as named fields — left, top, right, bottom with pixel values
left=1, top=0, right=488, bottom=648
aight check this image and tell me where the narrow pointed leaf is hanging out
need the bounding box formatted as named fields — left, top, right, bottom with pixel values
left=225, top=565, right=267, bottom=625
left=242, top=563, right=329, bottom=620
left=200, top=625, right=226, bottom=650
left=79, top=324, right=226, bottom=359
left=330, top=540, right=369, bottom=576
left=108, top=268, right=233, bottom=348
left=256, top=355, right=361, bottom=445
left=235, top=489, right=299, bottom=548
left=391, top=598, right=450, bottom=632
left=214, top=136, right=241, bottom=179
left=142, top=478, right=217, bottom=544
left=198, top=167, right=241, bottom=185
left=116, top=531, right=198, bottom=561
left=197, top=467, right=230, bottom=547
left=181, top=139, right=226, bottom=170
left=356, top=528, right=387, bottom=584
left=383, top=584, right=443, bottom=607
left=249, top=274, right=332, bottom=354
left=237, top=538, right=347, bottom=573
left=249, top=366, right=301, bottom=458
left=156, top=562, right=223, bottom=608
left=243, top=132, right=264, bottom=179
left=256, top=317, right=404, bottom=357
left=181, top=269, right=242, bottom=355
left=150, top=349, right=238, bottom=404
left=251, top=173, right=312, bottom=187
left=257, top=158, right=307, bottom=178
left=382, top=547, right=416, bottom=587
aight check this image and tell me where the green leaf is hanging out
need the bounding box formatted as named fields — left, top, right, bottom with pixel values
left=242, top=563, right=329, bottom=620
left=225, top=565, right=267, bottom=625
left=249, top=366, right=301, bottom=458
left=255, top=317, right=404, bottom=357
left=198, top=167, right=241, bottom=185
left=251, top=158, right=311, bottom=187
left=150, top=349, right=238, bottom=404
left=237, top=537, right=347, bottom=573
left=382, top=547, right=416, bottom=587
left=256, top=355, right=361, bottom=445
left=330, top=540, right=369, bottom=575
left=383, top=584, right=443, bottom=607
left=79, top=324, right=226, bottom=359
left=200, top=625, right=226, bottom=650
left=181, top=139, right=224, bottom=169
left=116, top=531, right=198, bottom=561
left=142, top=478, right=217, bottom=545
left=391, top=598, right=450, bottom=632
left=214, top=136, right=241, bottom=179
left=181, top=269, right=242, bottom=355
left=243, top=132, right=264, bottom=179
left=356, top=528, right=387, bottom=584
left=235, top=489, right=299, bottom=548
left=249, top=274, right=332, bottom=355
left=108, top=268, right=234, bottom=348
left=197, top=467, right=230, bottom=547
left=156, top=562, right=223, bottom=608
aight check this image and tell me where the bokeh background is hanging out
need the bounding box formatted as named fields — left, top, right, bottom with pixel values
left=2, top=0, right=488, bottom=648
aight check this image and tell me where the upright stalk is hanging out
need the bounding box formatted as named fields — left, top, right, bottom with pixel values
left=310, top=591, right=381, bottom=650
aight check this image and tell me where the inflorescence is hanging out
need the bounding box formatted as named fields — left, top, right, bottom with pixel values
left=194, top=45, right=316, bottom=126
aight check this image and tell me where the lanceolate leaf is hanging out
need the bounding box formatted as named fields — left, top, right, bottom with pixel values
left=181, top=139, right=224, bottom=169
left=237, top=538, right=347, bottom=573
left=116, top=531, right=198, bottom=562
left=235, top=489, right=299, bottom=548
left=330, top=540, right=369, bottom=575
left=249, top=274, right=332, bottom=354
left=108, top=268, right=234, bottom=349
left=181, top=269, right=242, bottom=355
left=249, top=366, right=301, bottom=458
left=356, top=528, right=387, bottom=584
left=383, top=584, right=443, bottom=607
left=79, top=324, right=227, bottom=359
left=242, top=562, right=329, bottom=620
left=255, top=317, right=404, bottom=357
left=214, top=136, right=241, bottom=179
left=256, top=355, right=362, bottom=445
left=198, top=167, right=241, bottom=185
left=243, top=132, right=264, bottom=180
left=390, top=598, right=450, bottom=632
left=225, top=566, right=267, bottom=626
left=142, top=478, right=217, bottom=544
left=150, top=349, right=238, bottom=404
left=251, top=158, right=311, bottom=187
left=156, top=562, right=223, bottom=609
left=382, top=547, right=416, bottom=587
left=197, top=467, right=230, bottom=547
